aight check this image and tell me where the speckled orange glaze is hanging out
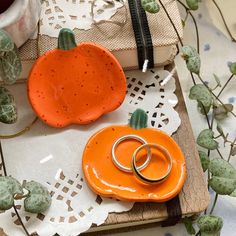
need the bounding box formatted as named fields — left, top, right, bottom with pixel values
left=82, top=125, right=186, bottom=202
left=28, top=43, right=126, bottom=128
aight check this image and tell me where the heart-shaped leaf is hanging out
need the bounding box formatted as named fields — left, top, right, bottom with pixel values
left=209, top=176, right=236, bottom=195
left=186, top=56, right=201, bottom=75
left=0, top=29, right=14, bottom=52
left=0, top=86, right=17, bottom=124
left=141, top=0, right=160, bottom=13
left=209, top=159, right=236, bottom=179
left=189, top=84, right=213, bottom=110
left=197, top=129, right=218, bottom=150
left=197, top=215, right=223, bottom=236
left=0, top=45, right=22, bottom=84
left=208, top=159, right=236, bottom=195
left=186, top=0, right=199, bottom=11
left=24, top=181, right=51, bottom=213
left=229, top=62, right=236, bottom=75
left=0, top=176, right=23, bottom=210
left=182, top=45, right=201, bottom=74
left=213, top=104, right=233, bottom=120
left=198, top=151, right=210, bottom=172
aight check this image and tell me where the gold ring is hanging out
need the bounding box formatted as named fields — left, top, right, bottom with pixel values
left=131, top=143, right=173, bottom=184
left=111, top=134, right=151, bottom=173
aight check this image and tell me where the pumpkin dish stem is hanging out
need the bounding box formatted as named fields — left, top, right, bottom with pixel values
left=28, top=28, right=126, bottom=128
left=129, top=109, right=148, bottom=129
left=57, top=28, right=77, bottom=50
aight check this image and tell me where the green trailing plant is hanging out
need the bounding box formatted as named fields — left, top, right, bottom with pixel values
left=189, top=84, right=213, bottom=114
left=0, top=176, right=51, bottom=213
left=0, top=146, right=51, bottom=236
left=0, top=29, right=21, bottom=124
left=208, top=159, right=236, bottom=195
left=142, top=0, right=236, bottom=235
left=197, top=129, right=219, bottom=150
left=0, top=29, right=22, bottom=84
left=23, top=181, right=52, bottom=213
left=0, top=29, right=43, bottom=234
left=0, top=29, right=38, bottom=137
left=182, top=45, right=201, bottom=75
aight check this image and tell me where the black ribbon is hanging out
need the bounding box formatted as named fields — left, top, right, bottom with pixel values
left=128, top=0, right=154, bottom=69
left=161, top=195, right=182, bottom=227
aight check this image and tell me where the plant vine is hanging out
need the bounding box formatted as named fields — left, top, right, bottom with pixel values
left=0, top=25, right=49, bottom=235
left=0, top=142, right=30, bottom=236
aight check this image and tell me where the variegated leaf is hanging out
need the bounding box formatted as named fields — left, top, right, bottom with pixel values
left=189, top=84, right=213, bottom=113
left=0, top=45, right=22, bottom=84
left=0, top=86, right=17, bottom=124
left=197, top=215, right=223, bottom=236
left=197, top=129, right=218, bottom=150
left=0, top=29, right=14, bottom=52
left=24, top=181, right=52, bottom=213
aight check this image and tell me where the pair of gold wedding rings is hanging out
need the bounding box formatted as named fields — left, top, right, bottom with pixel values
left=111, top=135, right=173, bottom=184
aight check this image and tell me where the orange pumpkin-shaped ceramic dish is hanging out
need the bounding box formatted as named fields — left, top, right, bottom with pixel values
left=28, top=28, right=126, bottom=128
left=82, top=109, right=187, bottom=202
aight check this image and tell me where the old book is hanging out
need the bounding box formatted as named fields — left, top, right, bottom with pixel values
left=14, top=0, right=182, bottom=82
left=38, top=0, right=182, bottom=70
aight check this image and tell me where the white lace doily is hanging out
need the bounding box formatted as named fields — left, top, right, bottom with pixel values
left=0, top=68, right=180, bottom=236
left=40, top=0, right=123, bottom=36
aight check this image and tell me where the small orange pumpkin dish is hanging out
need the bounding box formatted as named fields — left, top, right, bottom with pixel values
left=82, top=109, right=187, bottom=202
left=28, top=28, right=126, bottom=128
